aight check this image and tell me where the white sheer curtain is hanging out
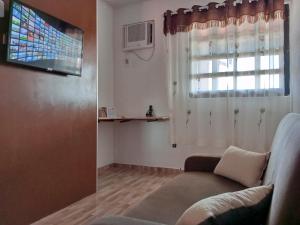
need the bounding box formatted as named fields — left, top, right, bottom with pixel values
left=166, top=1, right=291, bottom=154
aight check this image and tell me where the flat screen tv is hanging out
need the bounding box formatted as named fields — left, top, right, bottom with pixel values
left=6, top=0, right=84, bottom=76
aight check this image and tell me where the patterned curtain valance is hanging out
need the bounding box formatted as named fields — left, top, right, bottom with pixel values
left=164, top=0, right=285, bottom=35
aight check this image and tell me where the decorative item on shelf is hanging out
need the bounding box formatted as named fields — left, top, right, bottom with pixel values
left=99, top=107, right=107, bottom=118
left=146, top=105, right=154, bottom=117
left=106, top=107, right=117, bottom=118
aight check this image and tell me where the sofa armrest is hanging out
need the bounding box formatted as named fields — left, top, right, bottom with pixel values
left=184, top=156, right=221, bottom=172
left=89, top=216, right=166, bottom=225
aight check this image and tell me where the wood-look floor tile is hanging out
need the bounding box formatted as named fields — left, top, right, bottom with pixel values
left=31, top=165, right=180, bottom=225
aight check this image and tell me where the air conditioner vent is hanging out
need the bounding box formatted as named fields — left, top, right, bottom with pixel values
left=128, top=23, right=146, bottom=42
left=123, top=20, right=154, bottom=51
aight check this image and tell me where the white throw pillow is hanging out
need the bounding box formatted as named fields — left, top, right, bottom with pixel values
left=176, top=185, right=273, bottom=225
left=214, top=146, right=269, bottom=187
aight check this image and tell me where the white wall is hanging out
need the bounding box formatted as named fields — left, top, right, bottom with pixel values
left=97, top=0, right=115, bottom=168
left=290, top=0, right=300, bottom=113
left=98, top=0, right=297, bottom=170
left=113, top=0, right=222, bottom=170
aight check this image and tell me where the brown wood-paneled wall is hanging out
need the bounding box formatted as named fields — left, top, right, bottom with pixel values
left=0, top=0, right=97, bottom=224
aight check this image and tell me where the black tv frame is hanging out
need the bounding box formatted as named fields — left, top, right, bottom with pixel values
left=6, top=0, right=84, bottom=76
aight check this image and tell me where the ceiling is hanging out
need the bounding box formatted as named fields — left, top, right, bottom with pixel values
left=105, top=0, right=147, bottom=8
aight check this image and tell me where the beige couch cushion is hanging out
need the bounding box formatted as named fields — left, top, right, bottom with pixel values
left=214, top=146, right=268, bottom=187
left=176, top=185, right=273, bottom=225
left=125, top=172, right=245, bottom=225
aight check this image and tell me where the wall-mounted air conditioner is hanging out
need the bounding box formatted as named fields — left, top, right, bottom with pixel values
left=123, top=20, right=154, bottom=52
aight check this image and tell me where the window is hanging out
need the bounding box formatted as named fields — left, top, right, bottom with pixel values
left=189, top=6, right=290, bottom=98
left=190, top=54, right=283, bottom=97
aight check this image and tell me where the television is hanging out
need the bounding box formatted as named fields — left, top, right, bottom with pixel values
left=6, top=0, right=84, bottom=76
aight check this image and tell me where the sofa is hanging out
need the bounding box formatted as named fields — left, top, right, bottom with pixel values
left=91, top=113, right=300, bottom=225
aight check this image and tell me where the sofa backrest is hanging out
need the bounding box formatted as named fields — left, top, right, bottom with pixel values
left=263, top=113, right=300, bottom=225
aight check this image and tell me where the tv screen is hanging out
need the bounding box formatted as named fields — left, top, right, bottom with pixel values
left=6, top=0, right=84, bottom=76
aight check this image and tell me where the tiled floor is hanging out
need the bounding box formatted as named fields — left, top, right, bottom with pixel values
left=31, top=165, right=180, bottom=225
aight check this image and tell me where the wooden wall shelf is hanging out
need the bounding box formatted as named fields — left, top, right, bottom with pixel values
left=98, top=116, right=169, bottom=123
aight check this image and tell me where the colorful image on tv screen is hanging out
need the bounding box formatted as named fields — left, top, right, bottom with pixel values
left=8, top=1, right=83, bottom=75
